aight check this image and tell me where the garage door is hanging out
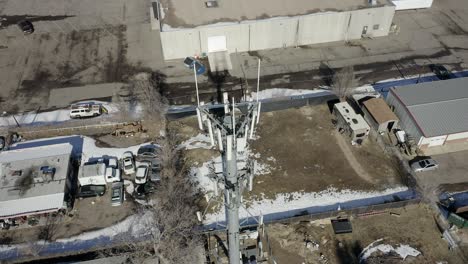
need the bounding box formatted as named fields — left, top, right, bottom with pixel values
left=207, top=36, right=232, bottom=71
left=428, top=135, right=447, bottom=147
left=208, top=36, right=227, bottom=52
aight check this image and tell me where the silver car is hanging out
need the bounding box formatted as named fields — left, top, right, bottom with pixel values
left=111, top=182, right=124, bottom=206
left=411, top=158, right=439, bottom=172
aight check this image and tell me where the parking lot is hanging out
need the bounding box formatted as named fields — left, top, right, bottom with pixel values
left=414, top=150, right=468, bottom=193
left=0, top=0, right=166, bottom=113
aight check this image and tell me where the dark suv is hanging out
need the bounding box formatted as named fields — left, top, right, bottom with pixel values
left=17, top=20, right=34, bottom=34
left=429, top=64, right=452, bottom=80
left=77, top=185, right=106, bottom=198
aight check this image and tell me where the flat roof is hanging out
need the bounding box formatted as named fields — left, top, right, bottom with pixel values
left=390, top=77, right=468, bottom=137
left=363, top=98, right=398, bottom=124
left=160, top=0, right=390, bottom=29
left=0, top=144, right=73, bottom=218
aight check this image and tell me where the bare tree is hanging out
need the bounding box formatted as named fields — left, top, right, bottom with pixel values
left=332, top=66, right=355, bottom=100
left=100, top=94, right=203, bottom=264
left=117, top=71, right=168, bottom=131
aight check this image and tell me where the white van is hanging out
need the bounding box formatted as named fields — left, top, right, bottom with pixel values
left=70, top=104, right=102, bottom=119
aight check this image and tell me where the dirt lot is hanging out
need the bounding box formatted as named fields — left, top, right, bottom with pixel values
left=169, top=104, right=403, bottom=202
left=249, top=105, right=402, bottom=199
left=0, top=189, right=135, bottom=244
left=266, top=204, right=466, bottom=264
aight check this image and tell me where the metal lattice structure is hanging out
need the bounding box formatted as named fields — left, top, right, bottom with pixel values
left=197, top=93, right=261, bottom=264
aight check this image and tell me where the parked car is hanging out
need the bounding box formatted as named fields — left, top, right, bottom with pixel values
left=17, top=20, right=34, bottom=34
left=149, top=160, right=162, bottom=182
left=105, top=167, right=121, bottom=183
left=183, top=57, right=206, bottom=75
left=410, top=158, right=439, bottom=172
left=135, top=182, right=157, bottom=199
left=69, top=103, right=102, bottom=119
left=111, top=182, right=124, bottom=206
left=77, top=185, right=106, bottom=198
left=429, top=64, right=453, bottom=80
left=122, top=151, right=136, bottom=175
left=0, top=136, right=5, bottom=151
left=136, top=144, right=162, bottom=162
left=135, top=163, right=149, bottom=184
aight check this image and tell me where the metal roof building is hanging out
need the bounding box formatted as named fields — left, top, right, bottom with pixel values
left=0, top=144, right=73, bottom=220
left=386, top=77, right=468, bottom=151
left=362, top=97, right=399, bottom=133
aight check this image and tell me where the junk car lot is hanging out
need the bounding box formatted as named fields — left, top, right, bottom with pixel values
left=0, top=133, right=162, bottom=245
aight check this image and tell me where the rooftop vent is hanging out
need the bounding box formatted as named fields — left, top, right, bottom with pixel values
left=40, top=166, right=56, bottom=182
left=205, top=1, right=218, bottom=8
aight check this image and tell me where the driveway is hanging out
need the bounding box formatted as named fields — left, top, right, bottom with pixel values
left=414, top=150, right=468, bottom=192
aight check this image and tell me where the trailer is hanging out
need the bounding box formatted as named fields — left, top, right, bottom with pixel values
left=333, top=102, right=370, bottom=144
left=391, top=0, right=433, bottom=11
left=78, top=163, right=107, bottom=186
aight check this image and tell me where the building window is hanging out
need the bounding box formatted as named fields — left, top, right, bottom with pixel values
left=373, top=24, right=380, bottom=30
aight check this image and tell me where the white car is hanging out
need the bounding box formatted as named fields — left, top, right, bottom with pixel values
left=410, top=158, right=439, bottom=172
left=135, top=163, right=149, bottom=185
left=69, top=104, right=102, bottom=119
left=105, top=167, right=121, bottom=183
left=122, top=151, right=136, bottom=175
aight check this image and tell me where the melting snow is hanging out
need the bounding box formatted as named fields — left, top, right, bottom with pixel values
left=0, top=101, right=120, bottom=128
left=249, top=88, right=329, bottom=100
left=359, top=239, right=421, bottom=262
left=178, top=133, right=213, bottom=150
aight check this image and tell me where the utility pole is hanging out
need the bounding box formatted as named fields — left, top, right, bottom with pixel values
left=196, top=60, right=262, bottom=264
left=197, top=97, right=260, bottom=264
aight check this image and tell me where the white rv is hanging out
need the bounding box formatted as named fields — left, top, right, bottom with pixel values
left=333, top=102, right=370, bottom=144
left=78, top=163, right=107, bottom=186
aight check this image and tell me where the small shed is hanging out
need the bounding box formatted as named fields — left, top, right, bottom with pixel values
left=331, top=218, right=353, bottom=234
left=362, top=98, right=399, bottom=133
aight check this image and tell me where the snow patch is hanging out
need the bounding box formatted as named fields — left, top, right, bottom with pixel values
left=359, top=239, right=421, bottom=262
left=124, top=180, right=134, bottom=195
left=204, top=186, right=409, bottom=225
left=249, top=88, right=328, bottom=101
left=80, top=137, right=148, bottom=163
left=178, top=133, right=213, bottom=150
left=0, top=101, right=120, bottom=128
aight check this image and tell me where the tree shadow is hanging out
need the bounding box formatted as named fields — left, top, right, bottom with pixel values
left=319, top=62, right=335, bottom=87
left=327, top=98, right=341, bottom=113
left=150, top=71, right=167, bottom=95
left=335, top=239, right=363, bottom=264
left=207, top=70, right=229, bottom=103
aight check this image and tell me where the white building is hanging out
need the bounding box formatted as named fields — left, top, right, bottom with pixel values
left=386, top=77, right=468, bottom=152
left=0, top=144, right=73, bottom=220
left=155, top=0, right=396, bottom=67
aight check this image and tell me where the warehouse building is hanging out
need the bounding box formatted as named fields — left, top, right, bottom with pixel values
left=0, top=144, right=73, bottom=221
left=386, top=78, right=468, bottom=151
left=155, top=0, right=396, bottom=66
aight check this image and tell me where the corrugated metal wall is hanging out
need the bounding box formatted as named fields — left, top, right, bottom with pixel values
left=386, top=90, right=424, bottom=143
left=160, top=5, right=396, bottom=60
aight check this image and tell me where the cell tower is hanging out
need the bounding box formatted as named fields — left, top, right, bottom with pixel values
left=194, top=61, right=262, bottom=264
